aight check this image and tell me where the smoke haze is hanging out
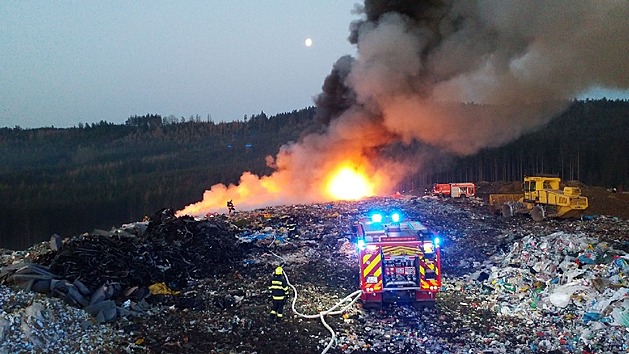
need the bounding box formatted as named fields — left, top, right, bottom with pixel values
left=337, top=0, right=629, bottom=153
left=179, top=0, right=629, bottom=215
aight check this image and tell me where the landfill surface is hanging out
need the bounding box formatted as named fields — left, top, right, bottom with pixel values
left=1, top=187, right=629, bottom=354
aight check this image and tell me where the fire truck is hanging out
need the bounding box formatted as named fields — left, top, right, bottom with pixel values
left=432, top=182, right=476, bottom=198
left=352, top=212, right=442, bottom=307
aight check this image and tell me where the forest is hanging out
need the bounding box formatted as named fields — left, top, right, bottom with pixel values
left=1, top=99, right=627, bottom=250
left=0, top=108, right=321, bottom=250
left=404, top=99, right=629, bottom=191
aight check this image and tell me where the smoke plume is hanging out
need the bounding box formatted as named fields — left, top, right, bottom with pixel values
left=337, top=0, right=629, bottom=153
left=179, top=0, right=629, bottom=215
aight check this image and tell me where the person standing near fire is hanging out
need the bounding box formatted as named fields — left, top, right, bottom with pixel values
left=269, top=266, right=289, bottom=321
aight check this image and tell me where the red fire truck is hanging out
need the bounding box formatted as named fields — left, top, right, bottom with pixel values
left=352, top=212, right=442, bottom=307
left=432, top=182, right=476, bottom=198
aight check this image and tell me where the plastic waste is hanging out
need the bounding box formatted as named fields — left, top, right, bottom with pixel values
left=548, top=283, right=587, bottom=308
left=611, top=299, right=629, bottom=327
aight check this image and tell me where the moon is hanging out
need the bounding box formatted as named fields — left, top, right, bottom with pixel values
left=305, top=38, right=312, bottom=47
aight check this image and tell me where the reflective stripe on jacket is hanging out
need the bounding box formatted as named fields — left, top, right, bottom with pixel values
left=269, top=274, right=288, bottom=299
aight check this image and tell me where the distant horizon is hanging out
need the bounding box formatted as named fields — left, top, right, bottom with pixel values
left=0, top=1, right=358, bottom=129
left=4, top=94, right=629, bottom=130
left=3, top=1, right=629, bottom=130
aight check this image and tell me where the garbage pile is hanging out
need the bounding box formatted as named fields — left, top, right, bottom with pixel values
left=1, top=208, right=244, bottom=324
left=44, top=208, right=243, bottom=289
left=454, top=231, right=629, bottom=352
left=0, top=284, right=130, bottom=353
left=0, top=197, right=628, bottom=354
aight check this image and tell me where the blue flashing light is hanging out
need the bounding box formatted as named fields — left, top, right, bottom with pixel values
left=391, top=212, right=401, bottom=222
left=434, top=237, right=441, bottom=246
left=371, top=213, right=383, bottom=223
left=357, top=239, right=366, bottom=250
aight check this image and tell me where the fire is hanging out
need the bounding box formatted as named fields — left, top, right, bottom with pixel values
left=326, top=166, right=374, bottom=200
left=177, top=162, right=379, bottom=217
left=176, top=133, right=393, bottom=217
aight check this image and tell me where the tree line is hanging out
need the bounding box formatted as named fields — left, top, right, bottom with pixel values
left=0, top=108, right=320, bottom=250
left=1, top=100, right=627, bottom=250
left=400, top=99, right=629, bottom=192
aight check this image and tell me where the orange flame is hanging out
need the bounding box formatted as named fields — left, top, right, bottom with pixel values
left=176, top=159, right=386, bottom=217
left=325, top=165, right=374, bottom=200
left=176, top=118, right=402, bottom=217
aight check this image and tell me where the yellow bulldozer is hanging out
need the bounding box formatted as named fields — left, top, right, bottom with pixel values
left=489, top=176, right=589, bottom=221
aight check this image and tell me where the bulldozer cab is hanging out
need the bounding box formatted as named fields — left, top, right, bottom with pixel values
left=524, top=176, right=560, bottom=191
left=523, top=176, right=561, bottom=199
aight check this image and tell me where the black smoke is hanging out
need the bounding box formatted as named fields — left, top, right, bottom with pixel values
left=314, top=0, right=629, bottom=155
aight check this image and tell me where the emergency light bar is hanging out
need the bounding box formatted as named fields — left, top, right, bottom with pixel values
left=369, top=211, right=403, bottom=223
left=371, top=213, right=383, bottom=223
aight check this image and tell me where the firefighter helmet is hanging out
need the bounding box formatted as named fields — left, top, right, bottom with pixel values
left=274, top=266, right=283, bottom=275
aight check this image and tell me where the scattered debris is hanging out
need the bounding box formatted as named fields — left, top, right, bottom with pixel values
left=1, top=197, right=628, bottom=353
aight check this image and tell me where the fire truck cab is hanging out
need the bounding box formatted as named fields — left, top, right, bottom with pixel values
left=352, top=212, right=442, bottom=307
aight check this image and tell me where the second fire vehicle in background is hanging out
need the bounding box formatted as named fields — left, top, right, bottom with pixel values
left=432, top=182, right=476, bottom=198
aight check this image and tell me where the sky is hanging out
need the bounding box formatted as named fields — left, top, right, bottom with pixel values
left=0, top=1, right=358, bottom=128
left=1, top=1, right=628, bottom=129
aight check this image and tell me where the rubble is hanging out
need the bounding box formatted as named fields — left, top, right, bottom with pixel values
left=0, top=284, right=129, bottom=353
left=1, top=208, right=244, bottom=323
left=1, top=196, right=628, bottom=353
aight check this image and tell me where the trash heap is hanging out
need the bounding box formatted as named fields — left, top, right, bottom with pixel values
left=1, top=208, right=244, bottom=323
left=1, top=197, right=629, bottom=354
left=44, top=208, right=243, bottom=290
left=462, top=231, right=629, bottom=350
left=494, top=232, right=627, bottom=319
left=0, top=284, right=130, bottom=354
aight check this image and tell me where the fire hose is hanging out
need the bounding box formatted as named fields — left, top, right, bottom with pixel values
left=284, top=271, right=362, bottom=354
left=267, top=240, right=362, bottom=354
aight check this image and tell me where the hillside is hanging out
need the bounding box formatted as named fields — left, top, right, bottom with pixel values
left=0, top=109, right=321, bottom=249
left=422, top=100, right=629, bottom=190
left=1, top=100, right=628, bottom=250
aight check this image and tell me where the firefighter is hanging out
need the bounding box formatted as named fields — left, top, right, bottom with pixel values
left=269, top=266, right=289, bottom=321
